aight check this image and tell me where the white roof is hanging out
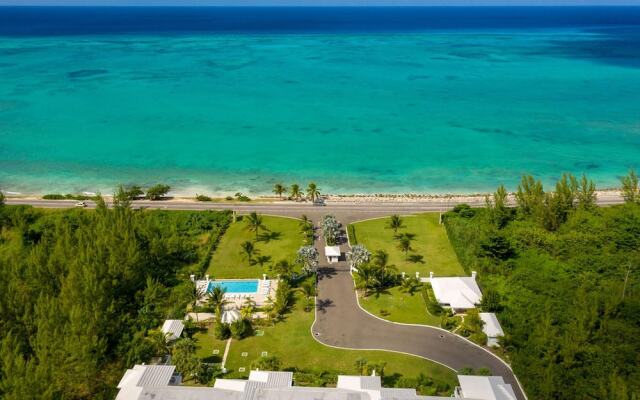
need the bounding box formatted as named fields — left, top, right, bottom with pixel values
left=458, top=375, right=517, bottom=400
left=116, top=365, right=176, bottom=400
left=161, top=320, right=184, bottom=341
left=325, top=246, right=341, bottom=257
left=430, top=276, right=482, bottom=309
left=479, top=313, right=504, bottom=338
left=337, top=375, right=381, bottom=390
left=117, top=365, right=517, bottom=400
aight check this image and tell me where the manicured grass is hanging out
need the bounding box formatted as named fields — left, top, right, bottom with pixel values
left=359, top=286, right=441, bottom=326
left=193, top=323, right=228, bottom=364
left=207, top=215, right=305, bottom=279
left=218, top=290, right=457, bottom=392
left=349, top=213, right=465, bottom=277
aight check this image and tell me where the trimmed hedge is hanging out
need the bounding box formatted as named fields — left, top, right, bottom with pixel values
left=421, top=284, right=443, bottom=316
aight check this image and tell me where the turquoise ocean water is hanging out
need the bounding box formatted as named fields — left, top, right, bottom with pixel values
left=1, top=8, right=639, bottom=195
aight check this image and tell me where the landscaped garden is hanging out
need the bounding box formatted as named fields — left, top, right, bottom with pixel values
left=348, top=213, right=465, bottom=327
left=348, top=213, right=465, bottom=277
left=191, top=278, right=457, bottom=395
left=207, top=214, right=306, bottom=279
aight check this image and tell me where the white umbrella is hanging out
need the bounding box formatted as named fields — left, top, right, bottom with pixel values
left=221, top=309, right=240, bottom=324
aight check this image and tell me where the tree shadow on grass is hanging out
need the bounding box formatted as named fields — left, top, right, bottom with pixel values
left=255, top=255, right=272, bottom=267
left=258, top=231, right=282, bottom=243
left=201, top=354, right=222, bottom=364
left=408, top=254, right=425, bottom=264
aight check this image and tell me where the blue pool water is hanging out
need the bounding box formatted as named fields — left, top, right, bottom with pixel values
left=208, top=280, right=259, bottom=294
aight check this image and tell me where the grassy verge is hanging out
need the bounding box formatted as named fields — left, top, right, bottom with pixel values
left=348, top=213, right=465, bottom=277
left=359, top=286, right=441, bottom=326
left=207, top=215, right=304, bottom=279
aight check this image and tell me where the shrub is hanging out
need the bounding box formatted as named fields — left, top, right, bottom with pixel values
left=468, top=331, right=488, bottom=346
left=230, top=319, right=251, bottom=339
left=42, top=194, right=66, bottom=200
left=251, top=355, right=282, bottom=371
left=453, top=203, right=476, bottom=218
left=421, top=284, right=443, bottom=316
left=234, top=192, right=251, bottom=202
left=214, top=322, right=230, bottom=340
left=440, top=314, right=461, bottom=331
left=347, top=224, right=358, bottom=244
left=146, top=184, right=171, bottom=200
left=195, top=194, right=212, bottom=202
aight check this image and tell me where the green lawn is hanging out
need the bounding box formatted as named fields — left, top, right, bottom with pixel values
left=349, top=213, right=465, bottom=277
left=213, top=290, right=456, bottom=392
left=207, top=215, right=305, bottom=279
left=359, top=286, right=441, bottom=326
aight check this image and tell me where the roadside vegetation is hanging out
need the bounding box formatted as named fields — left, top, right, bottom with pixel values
left=444, top=171, right=640, bottom=399
left=0, top=198, right=231, bottom=399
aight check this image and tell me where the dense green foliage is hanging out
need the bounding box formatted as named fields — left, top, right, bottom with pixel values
left=445, top=176, right=640, bottom=399
left=42, top=193, right=99, bottom=201
left=0, top=203, right=230, bottom=399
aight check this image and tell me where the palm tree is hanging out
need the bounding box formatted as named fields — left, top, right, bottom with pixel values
left=269, top=259, right=294, bottom=280
left=273, top=183, right=286, bottom=199
left=190, top=285, right=207, bottom=323
left=372, top=250, right=389, bottom=270
left=290, top=184, right=302, bottom=201
left=240, top=297, right=256, bottom=320
left=245, top=211, right=265, bottom=241
left=299, top=214, right=311, bottom=229
left=207, top=285, right=229, bottom=319
left=397, top=236, right=413, bottom=261
left=307, top=183, right=320, bottom=202
left=299, top=280, right=317, bottom=312
left=146, top=329, right=172, bottom=357
left=387, top=214, right=404, bottom=233
left=354, top=263, right=376, bottom=297
left=240, top=240, right=257, bottom=265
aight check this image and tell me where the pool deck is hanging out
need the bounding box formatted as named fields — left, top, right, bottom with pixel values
left=195, top=279, right=278, bottom=308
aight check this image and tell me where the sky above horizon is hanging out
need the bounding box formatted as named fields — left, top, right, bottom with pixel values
left=2, top=0, right=640, bottom=5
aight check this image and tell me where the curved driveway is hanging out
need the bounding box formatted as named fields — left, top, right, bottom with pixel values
left=310, top=217, right=527, bottom=400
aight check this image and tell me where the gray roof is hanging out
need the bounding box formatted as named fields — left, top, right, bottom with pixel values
left=138, top=387, right=242, bottom=400
left=137, top=365, right=176, bottom=387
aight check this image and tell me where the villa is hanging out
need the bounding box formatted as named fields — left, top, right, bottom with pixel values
left=115, top=364, right=517, bottom=400
left=479, top=313, right=505, bottom=347
left=429, top=271, right=482, bottom=313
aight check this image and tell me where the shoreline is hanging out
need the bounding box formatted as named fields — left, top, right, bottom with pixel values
left=3, top=188, right=625, bottom=205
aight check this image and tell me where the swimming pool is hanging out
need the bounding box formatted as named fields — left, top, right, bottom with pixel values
left=207, top=280, right=259, bottom=294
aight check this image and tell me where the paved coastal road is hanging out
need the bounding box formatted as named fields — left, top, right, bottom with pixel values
left=5, top=193, right=624, bottom=218
left=310, top=215, right=527, bottom=400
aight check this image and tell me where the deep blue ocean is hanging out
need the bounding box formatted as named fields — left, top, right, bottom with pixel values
left=1, top=7, right=639, bottom=195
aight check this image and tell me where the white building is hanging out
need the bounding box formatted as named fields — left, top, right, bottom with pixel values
left=479, top=313, right=505, bottom=347
left=115, top=364, right=517, bottom=400
left=161, top=320, right=185, bottom=342
left=325, top=246, right=341, bottom=263
left=429, top=271, right=482, bottom=313
left=455, top=375, right=517, bottom=400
